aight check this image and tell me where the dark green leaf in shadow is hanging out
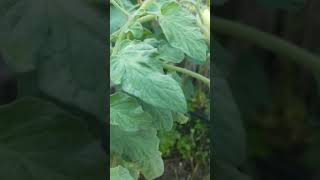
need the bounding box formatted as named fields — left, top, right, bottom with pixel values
left=0, top=0, right=107, bottom=121
left=0, top=97, right=106, bottom=180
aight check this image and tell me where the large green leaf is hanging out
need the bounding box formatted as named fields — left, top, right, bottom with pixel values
left=159, top=2, right=207, bottom=64
left=0, top=97, right=106, bottom=180
left=37, top=33, right=106, bottom=121
left=111, top=41, right=187, bottom=113
left=142, top=103, right=173, bottom=131
left=111, top=92, right=153, bottom=132
left=111, top=166, right=134, bottom=180
left=111, top=125, right=164, bottom=179
left=0, top=0, right=107, bottom=121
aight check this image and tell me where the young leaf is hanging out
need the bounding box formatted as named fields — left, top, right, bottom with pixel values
left=126, top=22, right=144, bottom=39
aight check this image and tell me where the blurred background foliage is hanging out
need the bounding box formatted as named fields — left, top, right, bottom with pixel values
left=213, top=0, right=320, bottom=180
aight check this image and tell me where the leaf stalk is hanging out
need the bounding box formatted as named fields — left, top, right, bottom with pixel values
left=163, top=64, right=210, bottom=87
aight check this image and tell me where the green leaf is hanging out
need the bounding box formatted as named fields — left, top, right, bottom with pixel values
left=167, top=71, right=182, bottom=84
left=0, top=0, right=107, bottom=121
left=111, top=166, right=134, bottom=180
left=142, top=103, right=173, bottom=131
left=172, top=112, right=189, bottom=124
left=111, top=40, right=159, bottom=84
left=144, top=38, right=161, bottom=48
left=111, top=92, right=153, bottom=132
left=182, top=78, right=195, bottom=99
left=126, top=22, right=144, bottom=39
left=0, top=0, right=106, bottom=72
left=110, top=5, right=128, bottom=34
left=159, top=2, right=207, bottom=64
left=37, top=34, right=106, bottom=121
left=158, top=41, right=185, bottom=63
left=111, top=125, right=164, bottom=179
left=111, top=41, right=187, bottom=113
left=0, top=97, right=106, bottom=180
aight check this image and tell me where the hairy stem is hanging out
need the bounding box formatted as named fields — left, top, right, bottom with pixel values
left=163, top=64, right=210, bottom=87
left=213, top=16, right=320, bottom=72
left=137, top=14, right=157, bottom=23
left=111, top=14, right=157, bottom=42
left=112, top=0, right=155, bottom=55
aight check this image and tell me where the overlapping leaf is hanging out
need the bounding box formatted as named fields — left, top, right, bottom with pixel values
left=159, top=2, right=207, bottom=64
left=0, top=97, right=106, bottom=180
left=111, top=92, right=153, bottom=131
left=111, top=40, right=187, bottom=113
left=158, top=41, right=185, bottom=63
left=111, top=125, right=164, bottom=179
left=142, top=103, right=173, bottom=131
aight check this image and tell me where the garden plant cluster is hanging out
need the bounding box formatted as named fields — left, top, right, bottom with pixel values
left=110, top=0, right=210, bottom=179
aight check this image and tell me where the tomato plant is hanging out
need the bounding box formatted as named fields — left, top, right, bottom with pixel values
left=110, top=0, right=210, bottom=179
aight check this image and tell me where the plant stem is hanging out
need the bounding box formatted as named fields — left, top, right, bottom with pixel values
left=110, top=14, right=157, bottom=42
left=140, top=0, right=155, bottom=9
left=213, top=16, right=320, bottom=72
left=137, top=14, right=157, bottom=23
left=110, top=0, right=130, bottom=16
left=163, top=64, right=210, bottom=87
